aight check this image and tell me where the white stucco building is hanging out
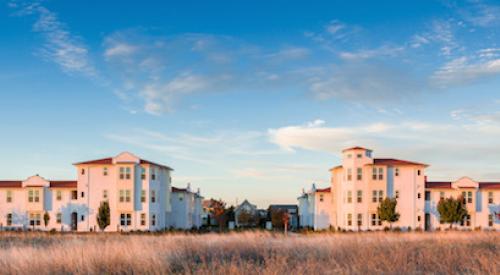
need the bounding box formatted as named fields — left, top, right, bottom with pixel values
left=0, top=152, right=204, bottom=232
left=298, top=184, right=332, bottom=230
left=168, top=184, right=203, bottom=229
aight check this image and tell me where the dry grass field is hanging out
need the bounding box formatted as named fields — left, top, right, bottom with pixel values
left=0, top=231, right=498, bottom=274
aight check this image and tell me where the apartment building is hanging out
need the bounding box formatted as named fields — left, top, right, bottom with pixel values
left=0, top=152, right=195, bottom=232
left=298, top=146, right=500, bottom=231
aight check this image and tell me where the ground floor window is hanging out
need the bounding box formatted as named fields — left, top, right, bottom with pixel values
left=120, top=213, right=131, bottom=226
left=6, top=213, right=12, bottom=226
left=347, top=213, right=352, bottom=226
left=56, top=213, right=62, bottom=224
left=151, top=214, right=156, bottom=226
left=371, top=214, right=382, bottom=226
left=140, top=213, right=146, bottom=226
left=357, top=214, right=363, bottom=226
left=29, top=213, right=41, bottom=226
left=489, top=215, right=494, bottom=227
left=461, top=215, right=471, bottom=227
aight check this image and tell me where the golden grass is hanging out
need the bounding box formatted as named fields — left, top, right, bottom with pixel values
left=0, top=231, right=498, bottom=274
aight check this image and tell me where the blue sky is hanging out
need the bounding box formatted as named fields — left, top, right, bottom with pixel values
left=1, top=0, right=500, bottom=207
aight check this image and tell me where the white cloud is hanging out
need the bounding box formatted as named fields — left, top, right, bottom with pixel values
left=458, top=2, right=500, bottom=27
left=267, top=47, right=310, bottom=60
left=339, top=45, right=405, bottom=60
left=326, top=20, right=345, bottom=34
left=104, top=43, right=137, bottom=58
left=431, top=56, right=500, bottom=87
left=13, top=2, right=96, bottom=76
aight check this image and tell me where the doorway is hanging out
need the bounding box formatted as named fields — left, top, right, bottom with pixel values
left=71, top=212, right=78, bottom=231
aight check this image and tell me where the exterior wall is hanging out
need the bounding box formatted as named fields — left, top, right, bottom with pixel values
left=0, top=152, right=175, bottom=232
left=168, top=190, right=203, bottom=230
left=298, top=189, right=332, bottom=230
left=425, top=186, right=500, bottom=230
left=329, top=147, right=428, bottom=231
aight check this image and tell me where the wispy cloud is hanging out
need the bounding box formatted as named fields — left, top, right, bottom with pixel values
left=11, top=2, right=96, bottom=76
left=431, top=54, right=500, bottom=87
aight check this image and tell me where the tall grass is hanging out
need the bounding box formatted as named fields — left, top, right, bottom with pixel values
left=0, top=231, right=498, bottom=274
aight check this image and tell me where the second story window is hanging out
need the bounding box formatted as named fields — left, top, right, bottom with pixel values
left=119, top=167, right=131, bottom=180
left=6, top=213, right=12, bottom=226
left=103, top=190, right=108, bottom=200
left=488, top=192, right=494, bottom=204
left=6, top=190, right=12, bottom=203
left=151, top=190, right=156, bottom=203
left=141, top=190, right=146, bottom=203
left=28, top=189, right=40, bottom=203
left=119, top=190, right=131, bottom=203
left=103, top=167, right=108, bottom=176
left=373, top=190, right=384, bottom=203
left=71, top=190, right=78, bottom=200
left=347, top=191, right=352, bottom=203
left=56, top=190, right=62, bottom=201
left=81, top=192, right=85, bottom=198
left=357, top=168, right=362, bottom=181
left=357, top=190, right=363, bottom=203
left=395, top=190, right=399, bottom=199
left=462, top=191, right=472, bottom=204
left=347, top=168, right=352, bottom=181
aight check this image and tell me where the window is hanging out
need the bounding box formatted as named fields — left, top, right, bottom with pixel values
left=81, top=192, right=85, bottom=198
left=103, top=190, right=108, bottom=200
left=123, top=190, right=131, bottom=203
left=120, top=213, right=132, bottom=226
left=103, top=167, right=108, bottom=176
left=347, top=154, right=352, bottom=159
left=372, top=190, right=378, bottom=203
left=81, top=168, right=85, bottom=175
left=440, top=192, right=445, bottom=201
left=6, top=190, right=12, bottom=203
left=56, top=190, right=62, bottom=201
left=395, top=168, right=400, bottom=176
left=357, top=214, right=363, bottom=226
left=141, top=167, right=146, bottom=180
left=347, top=213, right=352, bottom=226
left=357, top=168, right=362, bottom=181
left=417, top=170, right=421, bottom=176
left=151, top=190, right=156, bottom=203
left=488, top=192, right=493, bottom=204
left=71, top=190, right=78, bottom=200
left=347, top=191, right=352, bottom=203
left=56, top=213, right=62, bottom=224
left=140, top=213, right=146, bottom=226
left=151, top=168, right=156, bottom=181
left=462, top=215, right=471, bottom=227
left=151, top=214, right=156, bottom=226
left=488, top=215, right=493, bottom=227
left=119, top=190, right=127, bottom=203
left=378, top=190, right=384, bottom=202
left=425, top=191, right=430, bottom=201
left=462, top=191, right=472, bottom=204
left=120, top=167, right=131, bottom=180
left=372, top=168, right=377, bottom=180
left=371, top=214, right=381, bottom=226
left=357, top=190, right=363, bottom=203
left=378, top=168, right=384, bottom=180
left=417, top=193, right=421, bottom=199
left=417, top=215, right=421, bottom=222
left=357, top=154, right=362, bottom=159
left=319, top=194, right=324, bottom=202
left=29, top=213, right=41, bottom=226
left=141, top=190, right=146, bottom=203
left=81, top=215, right=85, bottom=222
left=6, top=213, right=12, bottom=226
left=395, top=190, right=399, bottom=199
left=347, top=168, right=352, bottom=181
left=28, top=189, right=40, bottom=203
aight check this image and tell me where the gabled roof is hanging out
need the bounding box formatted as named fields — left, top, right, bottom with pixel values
left=74, top=155, right=173, bottom=170
left=0, top=181, right=22, bottom=188
left=373, top=158, right=428, bottom=167
left=342, top=146, right=371, bottom=152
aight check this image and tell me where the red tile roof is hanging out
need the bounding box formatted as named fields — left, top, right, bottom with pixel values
left=426, top=181, right=452, bottom=189
left=342, top=146, right=371, bottom=152
left=50, top=181, right=77, bottom=188
left=0, top=181, right=22, bottom=188
left=316, top=187, right=331, bottom=193
left=74, top=157, right=173, bottom=170
left=74, top=157, right=113, bottom=165
left=329, top=165, right=342, bottom=171
left=479, top=182, right=500, bottom=189
left=374, top=158, right=428, bottom=167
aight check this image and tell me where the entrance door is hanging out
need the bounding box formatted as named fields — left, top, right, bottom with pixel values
left=71, top=212, right=78, bottom=231
left=425, top=213, right=431, bottom=231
